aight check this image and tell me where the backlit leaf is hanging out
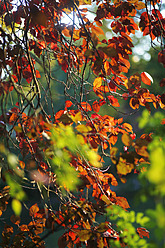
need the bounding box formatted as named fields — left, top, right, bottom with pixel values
left=29, top=203, right=39, bottom=216
left=116, top=196, right=130, bottom=209
left=122, top=123, right=133, bottom=133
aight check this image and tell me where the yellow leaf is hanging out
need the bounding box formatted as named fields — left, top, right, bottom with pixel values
left=93, top=77, right=102, bottom=89
left=101, top=195, right=112, bottom=205
left=71, top=111, right=83, bottom=124
left=12, top=199, right=22, bottom=216
left=76, top=124, right=92, bottom=133
left=117, top=158, right=134, bottom=175
left=79, top=0, right=91, bottom=5
left=121, top=133, right=133, bottom=146
left=110, top=147, right=118, bottom=164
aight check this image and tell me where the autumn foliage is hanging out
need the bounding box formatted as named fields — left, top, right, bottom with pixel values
left=0, top=0, right=165, bottom=247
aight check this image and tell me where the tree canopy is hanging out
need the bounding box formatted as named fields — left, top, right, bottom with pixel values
left=0, top=0, right=165, bottom=247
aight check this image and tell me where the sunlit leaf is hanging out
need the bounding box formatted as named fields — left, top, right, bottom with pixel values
left=76, top=124, right=92, bottom=133
left=117, top=157, right=134, bottom=175
left=101, top=195, right=112, bottom=205
left=116, top=196, right=130, bottom=209
left=79, top=0, right=91, bottom=5
left=12, top=199, right=22, bottom=216
left=141, top=72, right=153, bottom=85
left=93, top=77, right=102, bottom=89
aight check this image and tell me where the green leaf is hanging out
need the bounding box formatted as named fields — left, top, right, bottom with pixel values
left=12, top=199, right=22, bottom=216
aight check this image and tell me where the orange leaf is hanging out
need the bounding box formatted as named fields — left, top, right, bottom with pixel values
left=19, top=161, right=25, bottom=169
left=29, top=204, right=39, bottom=216
left=81, top=102, right=92, bottom=111
left=62, top=28, right=71, bottom=37
left=130, top=98, right=139, bottom=109
left=92, top=101, right=100, bottom=113
left=116, top=196, right=130, bottom=209
left=91, top=26, right=104, bottom=36
left=19, top=224, right=29, bottom=232
left=141, top=72, right=153, bottom=85
left=122, top=123, right=133, bottom=133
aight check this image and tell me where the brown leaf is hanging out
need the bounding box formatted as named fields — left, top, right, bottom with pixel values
left=75, top=229, right=92, bottom=242
left=159, top=78, right=165, bottom=87
left=10, top=215, right=21, bottom=225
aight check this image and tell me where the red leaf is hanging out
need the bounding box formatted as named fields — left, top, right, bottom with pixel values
left=65, top=100, right=73, bottom=108
left=55, top=110, right=64, bottom=120
left=137, top=227, right=150, bottom=239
